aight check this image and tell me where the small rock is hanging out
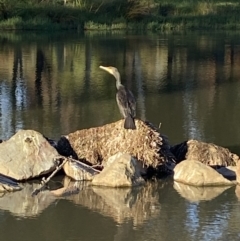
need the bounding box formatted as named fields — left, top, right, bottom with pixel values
left=92, top=153, right=145, bottom=187
left=174, top=160, right=234, bottom=186
left=63, top=159, right=99, bottom=181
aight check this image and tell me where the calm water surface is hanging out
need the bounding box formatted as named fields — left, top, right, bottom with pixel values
left=0, top=30, right=240, bottom=241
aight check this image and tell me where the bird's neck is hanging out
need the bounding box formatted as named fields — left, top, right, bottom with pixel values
left=114, top=72, right=123, bottom=90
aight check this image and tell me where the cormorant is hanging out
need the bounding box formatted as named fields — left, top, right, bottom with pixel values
left=99, top=65, right=136, bottom=130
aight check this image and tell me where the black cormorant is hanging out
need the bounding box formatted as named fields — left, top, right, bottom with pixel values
left=99, top=65, right=136, bottom=130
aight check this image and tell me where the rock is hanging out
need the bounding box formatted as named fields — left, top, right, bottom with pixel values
left=104, top=152, right=147, bottom=175
left=0, top=129, right=59, bottom=180
left=92, top=153, right=145, bottom=187
left=63, top=159, right=99, bottom=181
left=173, top=160, right=234, bottom=186
left=171, top=140, right=239, bottom=166
left=174, top=181, right=232, bottom=202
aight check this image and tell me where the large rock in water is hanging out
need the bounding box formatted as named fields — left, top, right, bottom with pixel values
left=92, top=153, right=145, bottom=187
left=0, top=130, right=59, bottom=180
left=171, top=140, right=240, bottom=166
left=174, top=160, right=234, bottom=186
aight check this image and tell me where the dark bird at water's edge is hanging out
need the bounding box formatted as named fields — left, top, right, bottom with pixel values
left=99, top=65, right=136, bottom=130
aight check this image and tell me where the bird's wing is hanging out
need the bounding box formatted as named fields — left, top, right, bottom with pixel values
left=126, top=89, right=136, bottom=117
left=116, top=87, right=129, bottom=117
left=116, top=86, right=136, bottom=118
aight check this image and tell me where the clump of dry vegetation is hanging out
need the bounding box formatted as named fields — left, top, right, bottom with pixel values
left=61, top=119, right=176, bottom=170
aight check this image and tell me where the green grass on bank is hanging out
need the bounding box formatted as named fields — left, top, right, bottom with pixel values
left=0, top=0, right=240, bottom=31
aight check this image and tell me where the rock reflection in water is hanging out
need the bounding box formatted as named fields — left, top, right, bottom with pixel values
left=65, top=180, right=160, bottom=226
left=0, top=182, right=56, bottom=218
left=234, top=185, right=240, bottom=200
left=174, top=181, right=232, bottom=202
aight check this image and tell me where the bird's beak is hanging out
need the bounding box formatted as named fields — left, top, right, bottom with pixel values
left=99, top=65, right=112, bottom=75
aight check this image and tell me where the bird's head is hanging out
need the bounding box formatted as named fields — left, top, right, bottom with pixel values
left=99, top=66, right=120, bottom=80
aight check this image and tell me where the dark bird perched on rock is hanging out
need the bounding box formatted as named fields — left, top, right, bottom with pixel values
left=100, top=65, right=136, bottom=130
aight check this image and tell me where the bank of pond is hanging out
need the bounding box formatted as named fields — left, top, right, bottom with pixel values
left=1, top=0, right=240, bottom=31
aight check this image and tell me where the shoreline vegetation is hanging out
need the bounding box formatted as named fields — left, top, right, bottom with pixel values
left=0, top=0, right=240, bottom=31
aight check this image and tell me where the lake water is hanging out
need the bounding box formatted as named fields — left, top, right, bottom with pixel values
left=0, top=30, right=240, bottom=240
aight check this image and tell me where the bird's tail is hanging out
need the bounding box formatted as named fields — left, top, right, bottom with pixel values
left=124, top=116, right=136, bottom=130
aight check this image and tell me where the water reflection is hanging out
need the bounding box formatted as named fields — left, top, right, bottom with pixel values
left=0, top=176, right=239, bottom=240
left=0, top=177, right=161, bottom=224
left=0, top=182, right=56, bottom=218
left=174, top=181, right=232, bottom=202
left=66, top=179, right=160, bottom=226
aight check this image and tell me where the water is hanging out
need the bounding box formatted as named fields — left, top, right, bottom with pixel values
left=0, top=30, right=240, bottom=240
